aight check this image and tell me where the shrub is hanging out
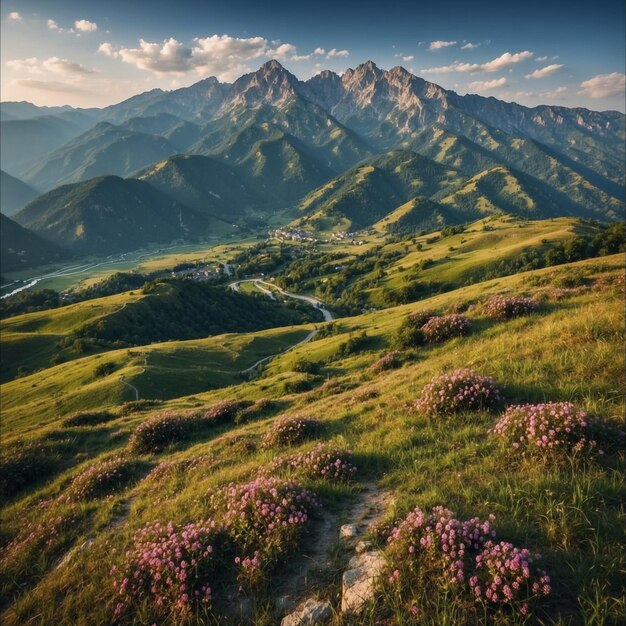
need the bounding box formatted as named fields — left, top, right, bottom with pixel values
left=282, top=377, right=316, bottom=395
left=490, top=402, right=622, bottom=457
left=292, top=358, right=321, bottom=375
left=392, top=311, right=436, bottom=349
left=64, top=457, right=142, bottom=501
left=206, top=477, right=319, bottom=584
left=0, top=440, right=59, bottom=498
left=263, top=415, right=322, bottom=448
left=112, top=520, right=228, bottom=620
left=128, top=412, right=196, bottom=454
left=414, top=369, right=503, bottom=416
left=387, top=505, right=551, bottom=619
left=265, top=443, right=357, bottom=481
left=484, top=295, right=539, bottom=320
left=370, top=351, right=403, bottom=373
left=63, top=410, right=117, bottom=428
left=201, top=400, right=251, bottom=425
left=421, top=314, right=471, bottom=343
left=145, top=455, right=214, bottom=483
left=93, top=362, right=117, bottom=378
left=119, top=399, right=163, bottom=416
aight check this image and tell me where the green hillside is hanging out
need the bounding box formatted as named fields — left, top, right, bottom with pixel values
left=0, top=213, right=70, bottom=273
left=13, top=176, right=233, bottom=255
left=0, top=253, right=623, bottom=626
left=0, top=170, right=38, bottom=216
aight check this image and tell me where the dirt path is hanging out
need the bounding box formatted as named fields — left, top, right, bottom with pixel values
left=275, top=480, right=394, bottom=603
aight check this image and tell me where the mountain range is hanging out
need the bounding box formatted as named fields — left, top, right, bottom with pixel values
left=1, top=60, right=624, bottom=266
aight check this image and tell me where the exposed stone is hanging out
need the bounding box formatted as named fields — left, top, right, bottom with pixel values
left=275, top=595, right=296, bottom=615
left=341, top=550, right=386, bottom=614
left=339, top=523, right=359, bottom=540
left=56, top=538, right=94, bottom=569
left=281, top=598, right=333, bottom=626
left=355, top=540, right=373, bottom=554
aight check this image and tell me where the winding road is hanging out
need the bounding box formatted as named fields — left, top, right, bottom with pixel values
left=229, top=279, right=335, bottom=373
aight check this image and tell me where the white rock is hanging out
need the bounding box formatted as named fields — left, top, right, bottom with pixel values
left=355, top=540, right=373, bottom=554
left=281, top=598, right=332, bottom=626
left=341, top=550, right=386, bottom=614
left=339, top=523, right=359, bottom=540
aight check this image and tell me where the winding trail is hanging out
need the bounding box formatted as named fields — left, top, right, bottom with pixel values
left=230, top=279, right=335, bottom=374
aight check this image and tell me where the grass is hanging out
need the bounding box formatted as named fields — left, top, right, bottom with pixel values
left=0, top=244, right=623, bottom=625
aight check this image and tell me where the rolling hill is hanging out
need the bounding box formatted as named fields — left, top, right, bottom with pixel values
left=0, top=213, right=70, bottom=273
left=0, top=170, right=38, bottom=216
left=12, top=176, right=229, bottom=255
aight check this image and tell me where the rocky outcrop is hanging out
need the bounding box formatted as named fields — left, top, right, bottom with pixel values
left=341, top=551, right=386, bottom=614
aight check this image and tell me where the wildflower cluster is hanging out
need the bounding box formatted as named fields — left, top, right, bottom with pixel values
left=206, top=477, right=319, bottom=584
left=387, top=506, right=551, bottom=618
left=484, top=295, right=539, bottom=320
left=112, top=520, right=227, bottom=620
left=265, top=443, right=357, bottom=482
left=421, top=315, right=471, bottom=343
left=414, top=369, right=503, bottom=416
left=63, top=410, right=116, bottom=428
left=64, top=457, right=140, bottom=501
left=262, top=415, right=322, bottom=448
left=201, top=400, right=251, bottom=425
left=489, top=402, right=615, bottom=456
left=370, top=351, right=403, bottom=373
left=128, top=412, right=195, bottom=454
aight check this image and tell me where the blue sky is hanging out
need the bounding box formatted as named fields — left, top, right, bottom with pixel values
left=1, top=0, right=624, bottom=111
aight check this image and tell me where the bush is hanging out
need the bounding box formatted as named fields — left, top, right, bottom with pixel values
left=206, top=477, right=319, bottom=584
left=265, top=443, right=357, bottom=481
left=484, top=295, right=539, bottom=320
left=414, top=369, right=503, bottom=416
left=128, top=412, right=196, bottom=454
left=93, top=362, right=117, bottom=378
left=490, top=402, right=623, bottom=457
left=370, top=351, right=403, bottom=373
left=113, top=520, right=228, bottom=621
left=64, top=457, right=142, bottom=501
left=292, top=358, right=321, bottom=375
left=421, top=314, right=471, bottom=343
left=119, top=399, right=163, bottom=416
left=387, top=505, right=551, bottom=619
left=63, top=411, right=117, bottom=428
left=0, top=440, right=59, bottom=498
left=281, top=376, right=317, bottom=395
left=201, top=400, right=251, bottom=425
left=263, top=415, right=322, bottom=448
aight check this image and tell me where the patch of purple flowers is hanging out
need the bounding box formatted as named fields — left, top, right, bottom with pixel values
left=414, top=369, right=503, bottom=416
left=265, top=443, right=357, bottom=482
left=490, top=402, right=612, bottom=456
left=387, top=505, right=551, bottom=618
left=263, top=415, right=322, bottom=448
left=421, top=315, right=471, bottom=343
left=484, top=295, right=539, bottom=320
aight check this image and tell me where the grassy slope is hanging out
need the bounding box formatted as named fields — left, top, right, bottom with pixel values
left=1, top=255, right=624, bottom=626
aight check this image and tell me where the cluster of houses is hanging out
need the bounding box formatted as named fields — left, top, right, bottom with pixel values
left=268, top=227, right=318, bottom=242
left=170, top=265, right=225, bottom=280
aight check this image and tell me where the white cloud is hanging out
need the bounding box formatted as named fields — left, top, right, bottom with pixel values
left=15, top=79, right=91, bottom=95
left=7, top=56, right=95, bottom=75
left=579, top=72, right=626, bottom=98
left=98, top=42, right=117, bottom=57
left=429, top=40, right=457, bottom=51
left=272, top=43, right=297, bottom=60
left=514, top=86, right=568, bottom=101
left=468, top=77, right=508, bottom=91
left=7, top=11, right=22, bottom=22
left=47, top=19, right=59, bottom=30
left=461, top=42, right=480, bottom=50
left=314, top=48, right=326, bottom=56
left=326, top=48, right=350, bottom=58
left=403, top=55, right=414, bottom=62
left=525, top=63, right=564, bottom=79
left=525, top=63, right=564, bottom=80
left=74, top=19, right=98, bottom=32
left=535, top=56, right=548, bottom=62
left=422, top=50, right=533, bottom=74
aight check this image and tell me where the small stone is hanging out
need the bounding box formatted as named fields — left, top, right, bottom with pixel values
left=355, top=540, right=373, bottom=554
left=340, top=523, right=358, bottom=540
left=281, top=598, right=333, bottom=626
left=275, top=595, right=296, bottom=615
left=341, top=550, right=386, bottom=615
left=56, top=538, right=94, bottom=569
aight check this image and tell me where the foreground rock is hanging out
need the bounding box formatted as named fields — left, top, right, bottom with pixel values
left=281, top=598, right=333, bottom=626
left=341, top=550, right=386, bottom=614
